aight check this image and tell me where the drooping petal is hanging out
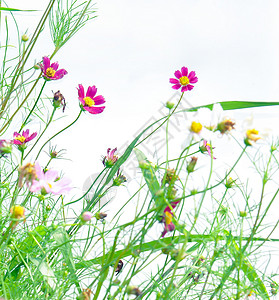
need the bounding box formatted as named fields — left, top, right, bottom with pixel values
left=85, top=106, right=106, bottom=114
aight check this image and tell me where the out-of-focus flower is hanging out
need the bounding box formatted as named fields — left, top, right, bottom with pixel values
left=217, top=118, right=235, bottom=134
left=161, top=200, right=180, bottom=237
left=53, top=90, right=66, bottom=112
left=199, top=140, right=216, bottom=159
left=163, top=168, right=179, bottom=185
left=10, top=205, right=25, bottom=219
left=187, top=157, right=198, bottom=173
left=170, top=66, right=198, bottom=92
left=81, top=211, right=93, bottom=222
left=0, top=139, right=12, bottom=155
left=95, top=212, right=107, bottom=220
left=112, top=169, right=127, bottom=186
left=13, top=130, right=37, bottom=151
left=77, top=84, right=105, bottom=114
left=77, top=288, right=92, bottom=300
left=244, top=129, right=261, bottom=146
left=18, top=162, right=37, bottom=188
left=103, top=148, right=118, bottom=168
left=30, top=161, right=71, bottom=195
left=40, top=56, right=67, bottom=80
left=126, top=286, right=142, bottom=296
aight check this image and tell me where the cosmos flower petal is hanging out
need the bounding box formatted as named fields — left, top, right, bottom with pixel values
left=181, top=66, right=188, bottom=76
left=77, top=84, right=85, bottom=98
left=169, top=78, right=180, bottom=84
left=174, top=70, right=182, bottom=79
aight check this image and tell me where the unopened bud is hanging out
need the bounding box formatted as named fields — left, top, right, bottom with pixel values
left=239, top=211, right=247, bottom=218
left=186, top=157, right=198, bottom=173
left=166, top=101, right=175, bottom=109
left=81, top=211, right=93, bottom=222
left=95, top=212, right=107, bottom=220
left=22, top=34, right=29, bottom=42
left=126, top=286, right=142, bottom=296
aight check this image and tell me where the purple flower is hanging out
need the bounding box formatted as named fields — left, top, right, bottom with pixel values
left=103, top=148, right=118, bottom=168
left=40, top=56, right=67, bottom=80
left=170, top=66, right=198, bottom=92
left=161, top=200, right=180, bottom=237
left=13, top=130, right=37, bottom=148
left=30, top=162, right=71, bottom=195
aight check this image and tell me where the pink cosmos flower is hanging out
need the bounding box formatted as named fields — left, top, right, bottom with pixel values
left=200, top=140, right=216, bottom=159
left=40, top=56, right=67, bottom=80
left=169, top=66, right=198, bottom=92
left=30, top=161, right=71, bottom=195
left=103, top=148, right=118, bottom=168
left=77, top=84, right=105, bottom=114
left=13, top=130, right=37, bottom=145
left=161, top=200, right=180, bottom=237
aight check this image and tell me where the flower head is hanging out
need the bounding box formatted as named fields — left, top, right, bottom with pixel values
left=161, top=200, right=180, bottom=237
left=77, top=84, right=105, bottom=114
left=200, top=140, right=216, bottom=159
left=170, top=66, right=198, bottom=92
left=81, top=211, right=93, bottom=222
left=10, top=205, right=25, bottom=220
left=40, top=56, right=67, bottom=80
left=0, top=139, right=12, bottom=155
left=112, top=169, right=127, bottom=186
left=103, top=148, right=118, bottom=168
left=245, top=129, right=261, bottom=146
left=13, top=130, right=37, bottom=150
left=30, top=162, right=71, bottom=195
left=18, top=162, right=37, bottom=188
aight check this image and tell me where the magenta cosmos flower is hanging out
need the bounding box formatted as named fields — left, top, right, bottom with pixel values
left=30, top=162, right=71, bottom=195
left=200, top=140, right=216, bottom=159
left=103, top=148, right=118, bottom=168
left=40, top=56, right=67, bottom=81
left=170, top=66, right=198, bottom=92
left=13, top=130, right=37, bottom=146
left=77, top=84, right=105, bottom=114
left=161, top=200, right=180, bottom=237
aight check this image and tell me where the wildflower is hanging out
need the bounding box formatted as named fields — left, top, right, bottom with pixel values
left=163, top=168, right=179, bottom=185
left=103, top=148, right=118, bottom=168
left=244, top=129, right=261, bottom=146
left=10, top=205, right=25, bottom=219
left=187, top=157, right=198, bottom=173
left=161, top=200, right=180, bottom=237
left=112, top=169, right=127, bottom=186
left=13, top=130, right=37, bottom=150
left=77, top=84, right=105, bottom=114
left=217, top=118, right=235, bottom=134
left=126, top=286, right=142, bottom=296
left=199, top=140, right=216, bottom=159
left=53, top=90, right=66, bottom=112
left=0, top=139, right=12, bottom=155
left=169, top=66, right=198, bottom=92
left=81, top=211, right=93, bottom=222
left=18, top=162, right=37, bottom=187
left=95, top=212, right=107, bottom=220
left=40, top=56, right=67, bottom=81
left=30, top=161, right=71, bottom=195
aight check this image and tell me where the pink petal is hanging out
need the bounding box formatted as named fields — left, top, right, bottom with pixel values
left=54, top=69, right=67, bottom=79
left=13, top=132, right=20, bottom=138
left=34, top=161, right=44, bottom=179
left=22, top=129, right=29, bottom=137
left=174, top=70, right=182, bottom=79
left=187, top=84, right=194, bottom=91
left=172, top=84, right=181, bottom=90
left=26, top=132, right=37, bottom=142
left=50, top=62, right=59, bottom=71
left=181, top=86, right=188, bottom=92
left=42, top=57, right=50, bottom=69
left=85, top=106, right=105, bottom=114
left=181, top=67, right=188, bottom=76
left=189, top=77, right=198, bottom=84
left=79, top=98, right=85, bottom=106
left=45, top=169, right=58, bottom=181
left=77, top=84, right=85, bottom=98
left=93, top=95, right=105, bottom=105
left=13, top=140, right=22, bottom=145
left=169, top=78, right=179, bottom=84
left=86, top=86, right=97, bottom=99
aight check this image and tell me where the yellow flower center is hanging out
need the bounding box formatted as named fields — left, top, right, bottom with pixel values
left=83, top=97, right=95, bottom=107
left=11, top=205, right=25, bottom=219
left=48, top=183, right=52, bottom=189
left=190, top=121, right=202, bottom=134
left=46, top=67, right=56, bottom=78
left=179, top=76, right=189, bottom=86
left=165, top=211, right=173, bottom=226
left=15, top=136, right=26, bottom=143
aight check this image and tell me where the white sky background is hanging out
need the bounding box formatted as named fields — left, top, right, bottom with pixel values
left=6, top=0, right=279, bottom=190
left=1, top=0, right=278, bottom=209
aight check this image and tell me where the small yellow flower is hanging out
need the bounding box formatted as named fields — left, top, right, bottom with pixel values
left=10, top=205, right=25, bottom=219
left=245, top=129, right=261, bottom=146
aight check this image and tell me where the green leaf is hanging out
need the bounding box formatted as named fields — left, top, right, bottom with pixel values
left=134, top=148, right=161, bottom=202
left=30, top=257, right=56, bottom=289
left=0, top=7, right=37, bottom=11
left=188, top=101, right=279, bottom=111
